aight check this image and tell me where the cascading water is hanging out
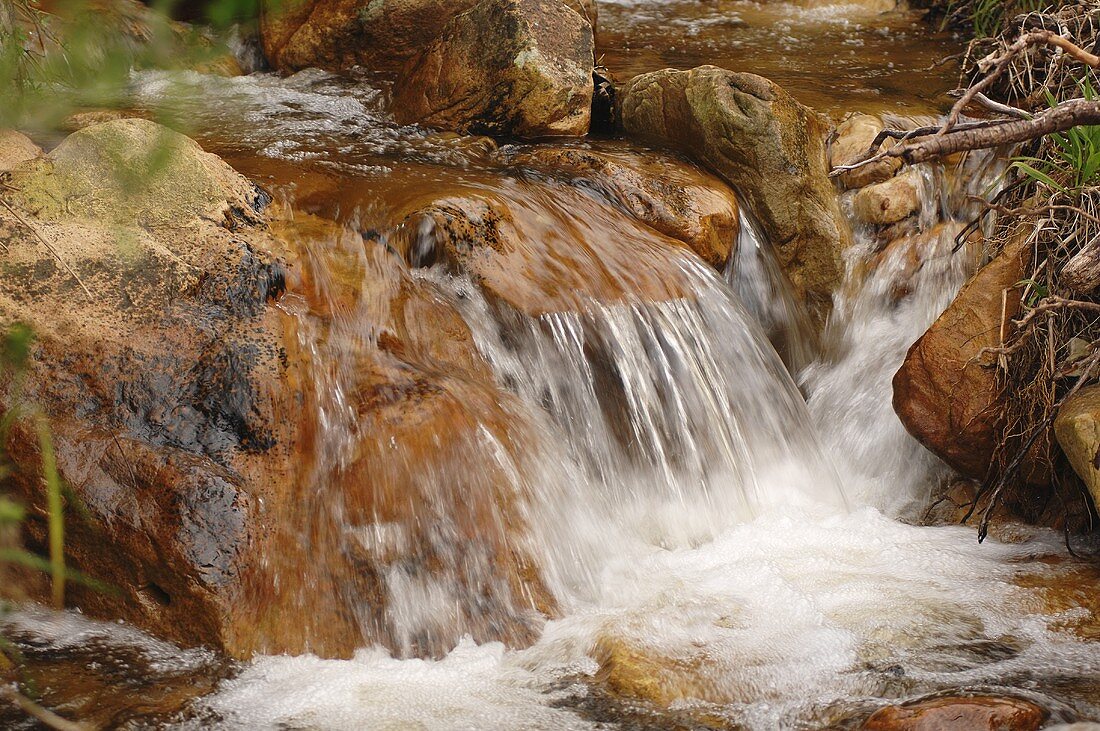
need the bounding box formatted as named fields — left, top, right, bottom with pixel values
left=9, top=39, right=1100, bottom=729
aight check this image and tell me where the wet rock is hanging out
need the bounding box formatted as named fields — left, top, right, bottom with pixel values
left=505, top=145, right=739, bottom=268
left=1, top=121, right=553, bottom=660
left=1054, top=385, right=1100, bottom=513
left=862, top=695, right=1045, bottom=731
left=392, top=0, right=594, bottom=137
left=0, top=130, right=41, bottom=172
left=616, top=65, right=849, bottom=321
left=391, top=187, right=696, bottom=316
left=261, top=0, right=596, bottom=74
left=830, top=113, right=902, bottom=190
left=893, top=235, right=1029, bottom=479
left=60, top=108, right=153, bottom=132
left=593, top=633, right=733, bottom=707
left=852, top=171, right=922, bottom=226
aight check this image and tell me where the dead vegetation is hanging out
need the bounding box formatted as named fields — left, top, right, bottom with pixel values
left=844, top=1, right=1100, bottom=537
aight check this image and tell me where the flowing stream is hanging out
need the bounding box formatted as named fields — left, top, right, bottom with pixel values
left=6, top=0, right=1100, bottom=728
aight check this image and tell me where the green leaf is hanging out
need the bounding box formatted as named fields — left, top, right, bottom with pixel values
left=1011, top=161, right=1065, bottom=192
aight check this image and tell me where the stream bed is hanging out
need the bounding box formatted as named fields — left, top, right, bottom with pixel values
left=4, top=0, right=1100, bottom=729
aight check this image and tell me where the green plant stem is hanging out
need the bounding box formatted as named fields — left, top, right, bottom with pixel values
left=33, top=415, right=64, bottom=609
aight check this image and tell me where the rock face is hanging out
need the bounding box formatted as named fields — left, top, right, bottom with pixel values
left=1054, top=385, right=1100, bottom=513
left=0, top=130, right=42, bottom=172
left=616, top=65, right=849, bottom=319
left=893, top=236, right=1028, bottom=479
left=260, top=0, right=597, bottom=74
left=391, top=0, right=594, bottom=137
left=504, top=145, right=740, bottom=268
left=0, top=119, right=553, bottom=659
left=862, top=695, right=1045, bottom=731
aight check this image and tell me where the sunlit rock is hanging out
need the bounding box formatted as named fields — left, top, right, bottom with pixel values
left=862, top=694, right=1045, bottom=731
left=503, top=144, right=739, bottom=268
left=616, top=65, right=849, bottom=322
left=391, top=0, right=594, bottom=137
left=0, top=130, right=41, bottom=173
left=1054, top=385, right=1100, bottom=514
left=892, top=234, right=1034, bottom=480
left=830, top=113, right=901, bottom=190
left=8, top=118, right=266, bottom=227
left=852, top=171, right=921, bottom=226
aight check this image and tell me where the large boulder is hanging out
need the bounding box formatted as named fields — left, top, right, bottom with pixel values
left=0, top=120, right=554, bottom=659
left=391, top=0, right=594, bottom=137
left=892, top=236, right=1028, bottom=479
left=616, top=65, right=850, bottom=320
left=260, top=0, right=597, bottom=74
left=503, top=145, right=740, bottom=269
left=1054, top=385, right=1100, bottom=513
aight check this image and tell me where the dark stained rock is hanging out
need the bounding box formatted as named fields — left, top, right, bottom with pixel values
left=391, top=0, right=594, bottom=137
left=862, top=695, right=1045, bottom=731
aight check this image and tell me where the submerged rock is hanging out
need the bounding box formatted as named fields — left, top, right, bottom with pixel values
left=1054, top=385, right=1100, bottom=513
left=616, top=65, right=849, bottom=321
left=391, top=186, right=697, bottom=316
left=892, top=236, right=1028, bottom=479
left=504, top=145, right=740, bottom=268
left=391, top=0, right=594, bottom=137
left=862, top=695, right=1045, bottom=731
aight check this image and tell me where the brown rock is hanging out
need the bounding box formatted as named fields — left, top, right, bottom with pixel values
left=392, top=0, right=594, bottom=137
left=862, top=695, right=1045, bottom=731
left=616, top=65, right=850, bottom=321
left=1054, top=384, right=1100, bottom=513
left=852, top=171, right=922, bottom=226
left=830, top=113, right=902, bottom=189
left=261, top=0, right=596, bottom=74
left=506, top=145, right=739, bottom=268
left=892, top=235, right=1029, bottom=479
left=0, top=130, right=41, bottom=172
left=593, top=634, right=725, bottom=706
left=1, top=121, right=554, bottom=660
left=391, top=186, right=696, bottom=316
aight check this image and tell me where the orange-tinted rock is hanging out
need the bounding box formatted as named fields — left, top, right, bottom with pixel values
left=391, top=186, right=696, bottom=316
left=862, top=695, right=1045, bottom=731
left=617, top=66, right=850, bottom=322
left=392, top=0, right=594, bottom=137
left=893, top=236, right=1029, bottom=479
left=830, top=113, right=901, bottom=190
left=505, top=145, right=739, bottom=268
left=853, top=171, right=921, bottom=226
left=260, top=0, right=596, bottom=74
left=1, top=121, right=554, bottom=660
left=1053, top=385, right=1100, bottom=514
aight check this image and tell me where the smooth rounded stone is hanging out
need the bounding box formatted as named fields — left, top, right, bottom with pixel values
left=862, top=695, right=1045, bottom=731
left=1054, top=384, right=1100, bottom=513
left=892, top=234, right=1038, bottom=481
left=60, top=108, right=152, bottom=132
left=593, top=633, right=734, bottom=707
left=830, top=113, right=902, bottom=189
left=392, top=0, right=594, bottom=137
left=260, top=0, right=597, bottom=74
left=852, top=171, right=921, bottom=226
left=616, top=65, right=850, bottom=323
left=0, top=129, right=42, bottom=172
left=7, top=118, right=266, bottom=228
left=505, top=145, right=740, bottom=268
